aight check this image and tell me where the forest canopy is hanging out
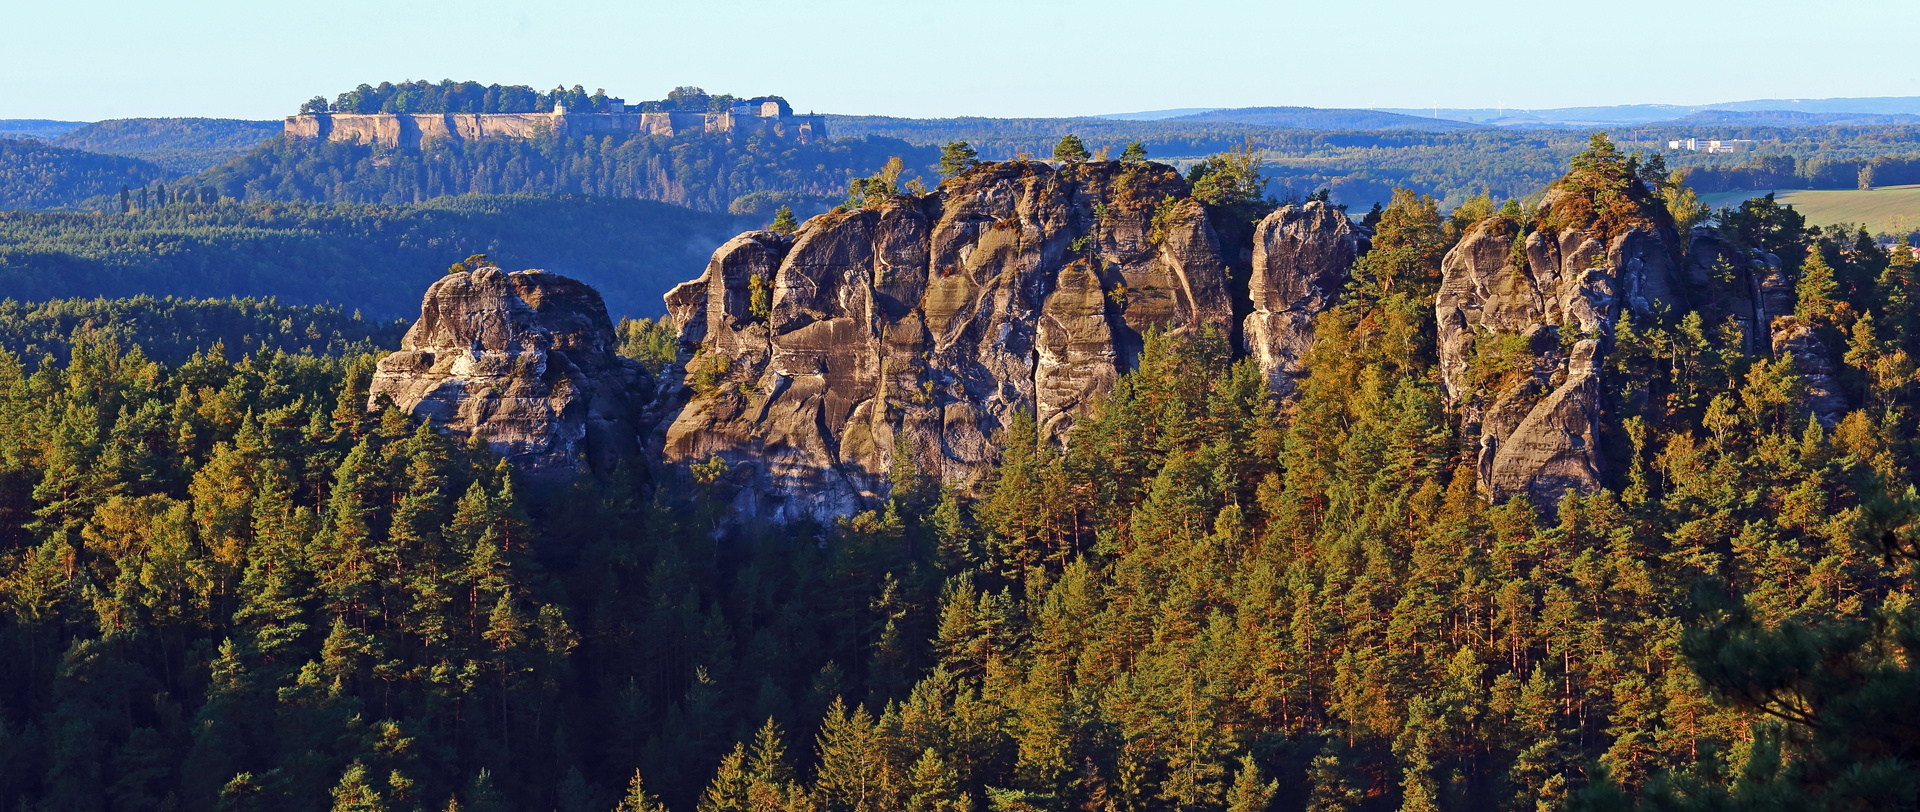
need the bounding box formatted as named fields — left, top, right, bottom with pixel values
left=0, top=194, right=757, bottom=319
left=0, top=139, right=172, bottom=210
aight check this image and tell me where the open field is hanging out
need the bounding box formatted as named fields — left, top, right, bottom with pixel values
left=1699, top=184, right=1920, bottom=235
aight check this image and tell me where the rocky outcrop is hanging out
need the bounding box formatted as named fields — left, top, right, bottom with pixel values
left=1243, top=201, right=1367, bottom=397
left=1683, top=225, right=1790, bottom=353
left=1771, top=317, right=1848, bottom=426
left=1435, top=187, right=1690, bottom=509
left=657, top=161, right=1236, bottom=522
left=1435, top=183, right=1859, bottom=509
left=1684, top=225, right=1843, bottom=426
left=369, top=268, right=653, bottom=477
left=1485, top=339, right=1604, bottom=507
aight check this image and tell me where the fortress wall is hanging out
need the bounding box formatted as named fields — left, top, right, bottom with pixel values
left=341, top=115, right=406, bottom=147
left=641, top=112, right=679, bottom=136
left=488, top=114, right=555, bottom=139
left=284, top=115, right=326, bottom=139
left=670, top=111, right=709, bottom=134
left=448, top=114, right=485, bottom=140
left=560, top=114, right=625, bottom=138
left=286, top=114, right=411, bottom=147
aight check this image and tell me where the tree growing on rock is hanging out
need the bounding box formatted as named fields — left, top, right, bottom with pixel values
left=769, top=205, right=798, bottom=236
left=939, top=141, right=979, bottom=179
left=1052, top=134, right=1090, bottom=164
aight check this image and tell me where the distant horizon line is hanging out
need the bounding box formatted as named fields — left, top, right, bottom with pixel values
left=10, top=94, right=1920, bottom=127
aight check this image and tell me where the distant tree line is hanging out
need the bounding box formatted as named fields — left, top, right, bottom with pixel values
left=1679, top=152, right=1920, bottom=192
left=0, top=295, right=406, bottom=367
left=301, top=81, right=791, bottom=118
left=829, top=118, right=1920, bottom=208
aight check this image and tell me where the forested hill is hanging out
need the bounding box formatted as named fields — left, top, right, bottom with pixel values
left=1168, top=106, right=1480, bottom=131
left=54, top=118, right=281, bottom=173
left=188, top=132, right=931, bottom=215
left=0, top=139, right=172, bottom=210
left=0, top=194, right=757, bottom=319
left=824, top=114, right=1293, bottom=160
left=0, top=120, right=88, bottom=140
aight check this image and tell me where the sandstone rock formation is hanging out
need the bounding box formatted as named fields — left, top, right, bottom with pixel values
left=1683, top=224, right=1791, bottom=354
left=369, top=268, right=653, bottom=477
left=1434, top=181, right=1854, bottom=509
left=1771, top=317, right=1849, bottom=427
left=656, top=161, right=1238, bottom=522
left=1435, top=186, right=1690, bottom=509
left=1242, top=201, right=1368, bottom=397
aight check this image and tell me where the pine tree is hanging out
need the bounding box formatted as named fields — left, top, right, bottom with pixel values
left=906, top=748, right=964, bottom=812
left=615, top=771, right=668, bottom=812
left=1796, top=248, right=1842, bottom=326
left=1305, top=742, right=1365, bottom=812
left=331, top=762, right=388, bottom=812
left=465, top=770, right=508, bottom=812
left=1052, top=135, right=1090, bottom=165
left=812, top=698, right=884, bottom=812
left=939, top=142, right=979, bottom=178
left=1225, top=755, right=1278, bottom=812
left=770, top=205, right=799, bottom=236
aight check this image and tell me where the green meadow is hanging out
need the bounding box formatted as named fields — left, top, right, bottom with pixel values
left=1700, top=183, right=1920, bottom=235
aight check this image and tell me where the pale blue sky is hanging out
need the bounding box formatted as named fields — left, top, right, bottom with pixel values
left=4, top=0, right=1915, bottom=121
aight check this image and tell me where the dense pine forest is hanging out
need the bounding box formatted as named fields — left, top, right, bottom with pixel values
left=0, top=138, right=1915, bottom=812
left=0, top=140, right=171, bottom=211
left=191, top=132, right=930, bottom=215
left=0, top=195, right=756, bottom=319
left=0, top=296, right=406, bottom=367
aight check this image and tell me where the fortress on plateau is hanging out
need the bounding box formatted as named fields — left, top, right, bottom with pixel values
left=284, top=97, right=828, bottom=148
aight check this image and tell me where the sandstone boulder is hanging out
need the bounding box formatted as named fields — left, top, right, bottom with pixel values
left=1683, top=225, right=1789, bottom=353
left=370, top=268, right=652, bottom=477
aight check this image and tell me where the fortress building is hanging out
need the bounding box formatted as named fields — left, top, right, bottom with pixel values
left=284, top=97, right=827, bottom=148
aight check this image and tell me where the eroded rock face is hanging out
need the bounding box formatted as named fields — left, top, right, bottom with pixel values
left=657, top=161, right=1236, bottom=522
left=1434, top=186, right=1855, bottom=510
left=1684, top=225, right=1789, bottom=354
left=1435, top=189, right=1690, bottom=509
left=370, top=268, right=653, bottom=476
left=1771, top=317, right=1848, bottom=427
left=1243, top=201, right=1367, bottom=397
